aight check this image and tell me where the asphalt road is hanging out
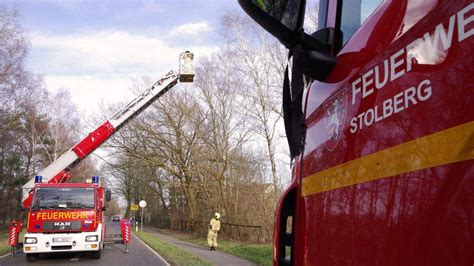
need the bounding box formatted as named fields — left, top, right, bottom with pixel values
left=0, top=220, right=168, bottom=266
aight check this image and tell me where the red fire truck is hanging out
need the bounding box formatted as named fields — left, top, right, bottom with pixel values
left=16, top=52, right=194, bottom=262
left=22, top=177, right=110, bottom=261
left=239, top=0, right=473, bottom=265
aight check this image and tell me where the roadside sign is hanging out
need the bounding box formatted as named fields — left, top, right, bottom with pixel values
left=130, top=204, right=139, bottom=211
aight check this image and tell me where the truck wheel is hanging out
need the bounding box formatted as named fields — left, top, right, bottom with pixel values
left=91, top=250, right=101, bottom=259
left=26, top=253, right=39, bottom=262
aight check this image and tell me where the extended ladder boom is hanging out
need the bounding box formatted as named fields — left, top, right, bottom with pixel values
left=22, top=52, right=194, bottom=207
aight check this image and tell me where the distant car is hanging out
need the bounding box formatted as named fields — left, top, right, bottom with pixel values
left=112, top=216, right=120, bottom=222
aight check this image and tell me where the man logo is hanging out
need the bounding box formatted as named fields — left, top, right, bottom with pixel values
left=54, top=222, right=71, bottom=230
left=323, top=89, right=347, bottom=151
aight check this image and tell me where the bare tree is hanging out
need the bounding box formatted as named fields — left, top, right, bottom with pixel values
left=221, top=11, right=288, bottom=196
left=39, top=89, right=81, bottom=164
left=0, top=5, right=90, bottom=222
left=101, top=9, right=295, bottom=243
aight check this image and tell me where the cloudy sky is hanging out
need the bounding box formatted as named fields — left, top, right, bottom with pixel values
left=8, top=0, right=240, bottom=116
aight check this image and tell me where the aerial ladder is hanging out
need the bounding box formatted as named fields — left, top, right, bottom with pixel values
left=9, top=52, right=194, bottom=256
left=9, top=51, right=194, bottom=261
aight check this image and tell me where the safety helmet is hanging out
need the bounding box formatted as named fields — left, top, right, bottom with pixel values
left=214, top=212, right=221, bottom=220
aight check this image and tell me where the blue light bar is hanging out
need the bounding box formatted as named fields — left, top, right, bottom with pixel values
left=92, top=176, right=100, bottom=184
left=35, top=175, right=43, bottom=183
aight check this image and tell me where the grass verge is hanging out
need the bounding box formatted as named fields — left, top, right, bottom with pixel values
left=134, top=231, right=211, bottom=266
left=0, top=235, right=9, bottom=256
left=188, top=238, right=272, bottom=266
left=157, top=229, right=272, bottom=266
left=0, top=228, right=8, bottom=255
left=0, top=228, right=26, bottom=256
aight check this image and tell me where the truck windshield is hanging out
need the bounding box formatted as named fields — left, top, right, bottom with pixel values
left=32, top=187, right=95, bottom=210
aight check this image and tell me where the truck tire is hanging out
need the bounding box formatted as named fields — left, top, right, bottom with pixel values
left=26, top=253, right=39, bottom=262
left=91, top=250, right=101, bottom=259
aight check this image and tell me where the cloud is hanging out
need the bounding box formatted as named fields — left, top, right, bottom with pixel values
left=28, top=29, right=217, bottom=113
left=171, top=20, right=212, bottom=36
left=31, top=30, right=188, bottom=75
left=43, top=74, right=134, bottom=122
left=30, top=29, right=216, bottom=75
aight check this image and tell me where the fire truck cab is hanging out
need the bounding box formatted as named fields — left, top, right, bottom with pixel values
left=23, top=177, right=111, bottom=262
left=239, top=0, right=473, bottom=265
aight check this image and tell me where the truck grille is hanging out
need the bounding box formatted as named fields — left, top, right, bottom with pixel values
left=43, top=221, right=81, bottom=231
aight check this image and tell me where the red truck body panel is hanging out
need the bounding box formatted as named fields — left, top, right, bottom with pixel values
left=275, top=0, right=473, bottom=265
left=72, top=121, right=115, bottom=159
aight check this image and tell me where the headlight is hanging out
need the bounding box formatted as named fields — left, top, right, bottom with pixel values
left=25, top=237, right=37, bottom=244
left=85, top=235, right=98, bottom=242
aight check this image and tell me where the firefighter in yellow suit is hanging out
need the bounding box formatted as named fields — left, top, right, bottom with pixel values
left=207, top=212, right=221, bottom=250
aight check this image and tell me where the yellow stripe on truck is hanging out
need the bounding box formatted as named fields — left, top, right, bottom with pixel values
left=302, top=121, right=474, bottom=197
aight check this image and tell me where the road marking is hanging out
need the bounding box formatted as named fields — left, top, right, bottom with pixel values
left=133, top=234, right=170, bottom=266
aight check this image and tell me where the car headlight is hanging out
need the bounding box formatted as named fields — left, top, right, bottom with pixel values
left=25, top=237, right=37, bottom=244
left=85, top=235, right=98, bottom=242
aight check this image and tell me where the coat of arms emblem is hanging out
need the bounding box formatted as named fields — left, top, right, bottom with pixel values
left=323, top=89, right=346, bottom=151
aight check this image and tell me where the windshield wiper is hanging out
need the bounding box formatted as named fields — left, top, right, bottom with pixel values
left=39, top=206, right=58, bottom=210
left=76, top=204, right=94, bottom=209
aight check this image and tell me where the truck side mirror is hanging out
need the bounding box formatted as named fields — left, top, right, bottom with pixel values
left=238, top=0, right=305, bottom=48
left=17, top=189, right=24, bottom=208
left=239, top=0, right=337, bottom=81
left=105, top=189, right=111, bottom=202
